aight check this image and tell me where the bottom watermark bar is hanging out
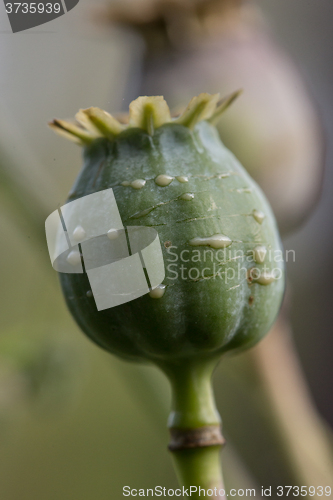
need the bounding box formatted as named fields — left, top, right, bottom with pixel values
left=123, top=485, right=255, bottom=497
left=122, top=485, right=332, bottom=497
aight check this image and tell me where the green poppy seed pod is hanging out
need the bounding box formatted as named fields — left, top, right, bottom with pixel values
left=49, top=93, right=285, bottom=495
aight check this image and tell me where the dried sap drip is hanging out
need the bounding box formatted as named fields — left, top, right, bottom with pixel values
left=252, top=209, right=265, bottom=224
left=107, top=229, right=119, bottom=240
left=253, top=245, right=267, bottom=264
left=67, top=250, right=81, bottom=266
left=155, top=175, right=174, bottom=187
left=180, top=193, right=194, bottom=201
left=149, top=284, right=167, bottom=299
left=73, top=225, right=86, bottom=242
left=189, top=234, right=232, bottom=249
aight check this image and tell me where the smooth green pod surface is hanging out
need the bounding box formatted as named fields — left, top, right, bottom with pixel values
left=53, top=95, right=285, bottom=370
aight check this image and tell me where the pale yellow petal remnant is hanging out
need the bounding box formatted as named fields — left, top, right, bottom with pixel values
left=175, top=93, right=220, bottom=129
left=49, top=91, right=242, bottom=145
left=208, top=90, right=243, bottom=125
left=76, top=107, right=125, bottom=139
left=48, top=119, right=98, bottom=145
left=129, top=96, right=171, bottom=135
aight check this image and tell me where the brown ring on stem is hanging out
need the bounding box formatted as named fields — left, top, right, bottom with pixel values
left=169, top=425, right=225, bottom=451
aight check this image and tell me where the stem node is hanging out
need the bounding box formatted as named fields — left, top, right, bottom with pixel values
left=169, top=425, right=225, bottom=451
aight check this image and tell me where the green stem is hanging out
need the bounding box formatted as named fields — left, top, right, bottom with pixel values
left=172, top=447, right=226, bottom=499
left=165, top=358, right=220, bottom=429
left=158, top=358, right=226, bottom=500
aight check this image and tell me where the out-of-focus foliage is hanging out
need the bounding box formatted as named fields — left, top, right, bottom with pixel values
left=103, top=0, right=324, bottom=235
